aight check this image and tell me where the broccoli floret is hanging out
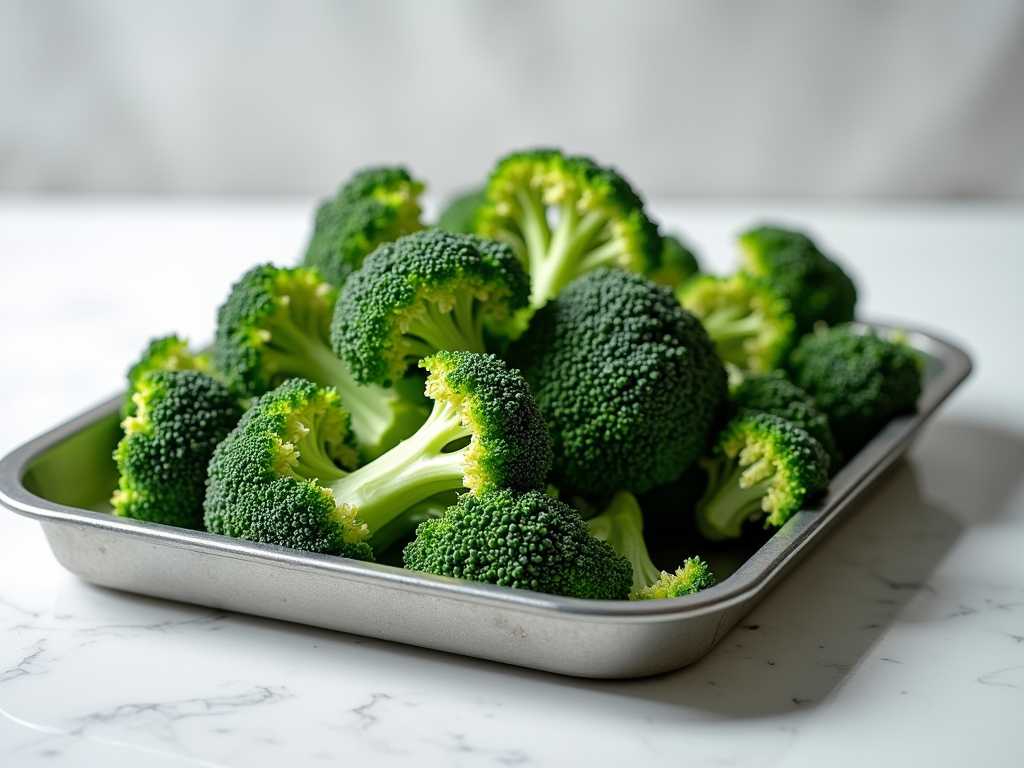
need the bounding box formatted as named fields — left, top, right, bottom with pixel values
left=646, top=234, right=701, bottom=289
left=678, top=273, right=796, bottom=372
left=112, top=370, right=244, bottom=529
left=211, top=263, right=428, bottom=459
left=729, top=370, right=843, bottom=471
left=404, top=488, right=633, bottom=600
left=475, top=149, right=662, bottom=309
left=508, top=268, right=727, bottom=495
left=786, top=325, right=923, bottom=456
left=695, top=410, right=830, bottom=541
left=204, top=352, right=552, bottom=558
left=436, top=186, right=488, bottom=234
left=330, top=229, right=530, bottom=387
left=739, top=225, right=857, bottom=335
left=302, top=167, right=426, bottom=287
left=585, top=490, right=715, bottom=599
left=634, top=559, right=716, bottom=600
left=123, top=335, right=211, bottom=417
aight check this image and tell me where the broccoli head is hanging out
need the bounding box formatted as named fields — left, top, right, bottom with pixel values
left=508, top=268, right=727, bottom=495
left=695, top=410, right=830, bottom=540
left=786, top=325, right=923, bottom=456
left=302, top=166, right=426, bottom=287
left=403, top=488, right=633, bottom=600
left=436, top=186, right=488, bottom=234
left=729, top=370, right=843, bottom=471
left=211, top=263, right=428, bottom=459
left=475, top=149, right=662, bottom=308
left=123, top=335, right=211, bottom=417
left=331, top=229, right=530, bottom=387
left=738, top=225, right=857, bottom=335
left=113, top=370, right=244, bottom=529
left=646, top=234, right=701, bottom=289
left=678, top=272, right=796, bottom=372
left=204, top=351, right=552, bottom=558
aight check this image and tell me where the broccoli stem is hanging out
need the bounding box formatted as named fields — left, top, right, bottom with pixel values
left=402, top=295, right=487, bottom=359
left=524, top=196, right=616, bottom=308
left=262, top=313, right=411, bottom=452
left=326, top=398, right=471, bottom=535
left=586, top=491, right=663, bottom=595
left=695, top=457, right=774, bottom=540
left=698, top=305, right=767, bottom=363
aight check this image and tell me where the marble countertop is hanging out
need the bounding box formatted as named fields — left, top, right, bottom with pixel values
left=1, top=198, right=1022, bottom=767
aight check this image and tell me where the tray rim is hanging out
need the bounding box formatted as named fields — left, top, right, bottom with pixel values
left=0, top=322, right=972, bottom=625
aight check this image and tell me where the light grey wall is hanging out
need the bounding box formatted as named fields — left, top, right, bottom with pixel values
left=2, top=0, right=1023, bottom=199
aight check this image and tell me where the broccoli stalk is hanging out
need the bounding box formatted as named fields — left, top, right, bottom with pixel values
left=331, top=230, right=530, bottom=387
left=586, top=491, right=716, bottom=599
left=695, top=410, right=830, bottom=541
left=476, top=149, right=662, bottom=309
left=204, top=351, right=553, bottom=559
left=212, top=264, right=428, bottom=459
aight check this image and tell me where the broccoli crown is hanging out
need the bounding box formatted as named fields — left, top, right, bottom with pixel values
left=203, top=377, right=372, bottom=559
left=678, top=272, right=796, bottom=372
left=508, top=268, right=727, bottom=495
left=302, top=166, right=425, bottom=287
left=695, top=410, right=830, bottom=540
left=331, top=229, right=530, bottom=387
left=436, top=186, right=488, bottom=234
left=738, top=226, right=857, bottom=335
left=633, top=558, right=716, bottom=600
left=475, top=148, right=662, bottom=308
left=786, top=325, right=923, bottom=456
left=212, top=263, right=428, bottom=458
left=113, top=370, right=243, bottom=529
left=645, top=234, right=701, bottom=289
left=212, top=264, right=339, bottom=397
left=418, top=350, right=551, bottom=495
left=728, top=370, right=843, bottom=471
left=403, top=488, right=633, bottom=600
left=123, top=335, right=211, bottom=417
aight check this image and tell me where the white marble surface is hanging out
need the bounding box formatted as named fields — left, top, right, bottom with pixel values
left=1, top=199, right=1022, bottom=767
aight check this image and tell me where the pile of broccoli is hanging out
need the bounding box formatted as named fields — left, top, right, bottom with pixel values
left=108, top=148, right=925, bottom=605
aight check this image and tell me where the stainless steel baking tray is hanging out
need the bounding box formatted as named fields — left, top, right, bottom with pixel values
left=0, top=323, right=970, bottom=679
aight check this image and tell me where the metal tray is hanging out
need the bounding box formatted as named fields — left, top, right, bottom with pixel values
left=0, top=324, right=970, bottom=679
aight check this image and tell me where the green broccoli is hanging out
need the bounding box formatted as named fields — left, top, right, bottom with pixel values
left=112, top=370, right=244, bottom=529
left=330, top=229, right=530, bottom=387
left=211, top=263, right=428, bottom=459
left=123, top=335, right=211, bottom=417
left=677, top=272, right=796, bottom=372
left=435, top=186, right=488, bottom=234
left=786, top=325, right=923, bottom=456
left=738, top=225, right=857, bottom=335
left=585, top=490, right=715, bottom=599
left=302, top=167, right=426, bottom=287
left=646, top=233, right=701, bottom=289
left=507, top=268, right=727, bottom=495
left=204, top=351, right=552, bottom=559
left=729, top=370, right=843, bottom=471
left=695, top=410, right=830, bottom=541
left=403, top=488, right=633, bottom=600
left=475, top=149, right=662, bottom=309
